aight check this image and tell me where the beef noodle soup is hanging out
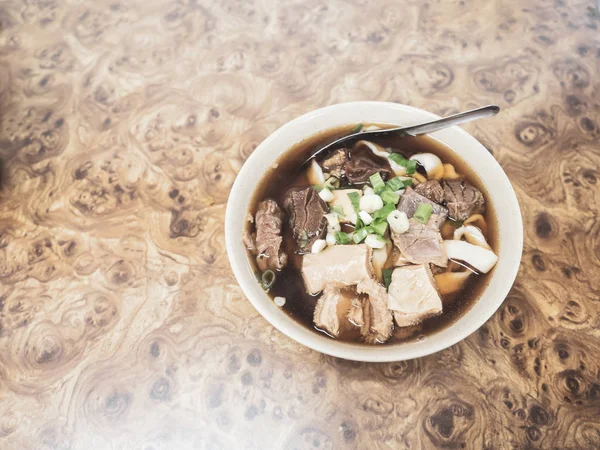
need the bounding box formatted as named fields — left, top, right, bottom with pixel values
left=243, top=124, right=498, bottom=345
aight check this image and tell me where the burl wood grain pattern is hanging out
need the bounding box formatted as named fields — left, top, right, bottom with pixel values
left=0, top=0, right=599, bottom=448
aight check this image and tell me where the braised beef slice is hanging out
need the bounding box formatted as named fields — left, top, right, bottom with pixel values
left=344, top=146, right=392, bottom=184
left=245, top=199, right=288, bottom=271
left=321, top=149, right=348, bottom=179
left=414, top=180, right=445, bottom=204
left=391, top=217, right=448, bottom=268
left=313, top=286, right=359, bottom=338
left=284, top=188, right=328, bottom=253
left=397, top=187, right=448, bottom=229
left=442, top=180, right=485, bottom=221
left=356, top=278, right=393, bottom=344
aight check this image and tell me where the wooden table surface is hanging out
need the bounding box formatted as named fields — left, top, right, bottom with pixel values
left=1, top=0, right=599, bottom=448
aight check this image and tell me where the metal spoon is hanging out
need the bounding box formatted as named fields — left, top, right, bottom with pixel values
left=304, top=105, right=500, bottom=167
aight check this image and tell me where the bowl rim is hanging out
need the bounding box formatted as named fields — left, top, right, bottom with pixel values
left=225, top=101, right=523, bottom=362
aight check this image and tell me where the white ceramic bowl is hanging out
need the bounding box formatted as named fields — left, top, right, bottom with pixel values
left=226, top=102, right=522, bottom=362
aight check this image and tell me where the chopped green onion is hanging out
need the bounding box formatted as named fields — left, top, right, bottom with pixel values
left=380, top=190, right=400, bottom=205
left=324, top=176, right=340, bottom=190
left=261, top=270, right=276, bottom=291
left=373, top=202, right=396, bottom=220
left=312, top=184, right=323, bottom=192
left=401, top=178, right=413, bottom=188
left=352, top=227, right=369, bottom=244
left=335, top=231, right=351, bottom=245
left=414, top=203, right=433, bottom=224
left=382, top=268, right=394, bottom=290
left=388, top=153, right=417, bottom=175
left=351, top=123, right=363, bottom=133
left=331, top=205, right=345, bottom=216
left=368, top=219, right=388, bottom=236
left=347, top=192, right=361, bottom=213
left=369, top=172, right=386, bottom=193
left=388, top=153, right=407, bottom=166
left=299, top=230, right=308, bottom=248
left=386, top=177, right=403, bottom=191
left=405, top=159, right=417, bottom=175
left=347, top=192, right=363, bottom=227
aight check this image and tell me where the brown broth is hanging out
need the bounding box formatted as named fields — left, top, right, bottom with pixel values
left=246, top=124, right=499, bottom=345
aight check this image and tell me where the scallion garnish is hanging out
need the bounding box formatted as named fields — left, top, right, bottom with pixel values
left=312, top=184, right=323, bottom=192
left=324, top=176, right=340, bottom=190
left=368, top=219, right=388, bottom=236
left=414, top=203, right=433, bottom=224
left=335, top=231, right=351, bottom=245
left=373, top=202, right=396, bottom=220
left=380, top=190, right=400, bottom=205
left=382, top=268, right=394, bottom=290
left=351, top=123, right=363, bottom=133
left=388, top=153, right=407, bottom=166
left=385, top=177, right=403, bottom=191
left=347, top=192, right=361, bottom=213
left=352, top=227, right=368, bottom=244
left=369, top=172, right=386, bottom=193
left=261, top=270, right=276, bottom=291
left=401, top=178, right=413, bottom=188
left=331, top=205, right=345, bottom=216
left=405, top=159, right=417, bottom=175
left=347, top=191, right=363, bottom=227
left=388, top=153, right=417, bottom=175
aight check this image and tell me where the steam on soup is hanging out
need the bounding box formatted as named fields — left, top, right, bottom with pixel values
left=243, top=124, right=499, bottom=345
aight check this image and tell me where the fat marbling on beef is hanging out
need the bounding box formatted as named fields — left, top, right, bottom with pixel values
left=313, top=286, right=359, bottom=338
left=413, top=179, right=485, bottom=221
left=388, top=264, right=442, bottom=327
left=443, top=179, right=485, bottom=221
left=284, top=187, right=328, bottom=253
left=396, top=187, right=448, bottom=229
left=414, top=180, right=445, bottom=204
left=343, top=146, right=392, bottom=184
left=302, top=244, right=373, bottom=294
left=243, top=199, right=288, bottom=271
left=391, top=216, right=448, bottom=268
left=321, top=148, right=348, bottom=179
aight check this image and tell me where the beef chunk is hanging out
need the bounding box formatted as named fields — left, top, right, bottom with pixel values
left=302, top=244, right=373, bottom=294
left=391, top=217, right=448, bottom=267
left=397, top=187, right=448, bottom=229
left=414, top=180, right=444, bottom=204
left=347, top=297, right=365, bottom=327
left=442, top=180, right=485, bottom=221
left=356, top=278, right=393, bottom=344
left=344, top=146, right=392, bottom=184
left=321, top=149, right=348, bottom=179
left=411, top=179, right=485, bottom=221
left=388, top=264, right=442, bottom=327
left=284, top=188, right=328, bottom=253
left=244, top=199, right=288, bottom=271
left=313, top=286, right=359, bottom=338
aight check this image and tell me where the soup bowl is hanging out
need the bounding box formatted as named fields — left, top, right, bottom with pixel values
left=225, top=101, right=522, bottom=362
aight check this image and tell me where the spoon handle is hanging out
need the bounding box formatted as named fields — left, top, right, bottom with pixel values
left=301, top=104, right=500, bottom=169
left=400, top=105, right=500, bottom=136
